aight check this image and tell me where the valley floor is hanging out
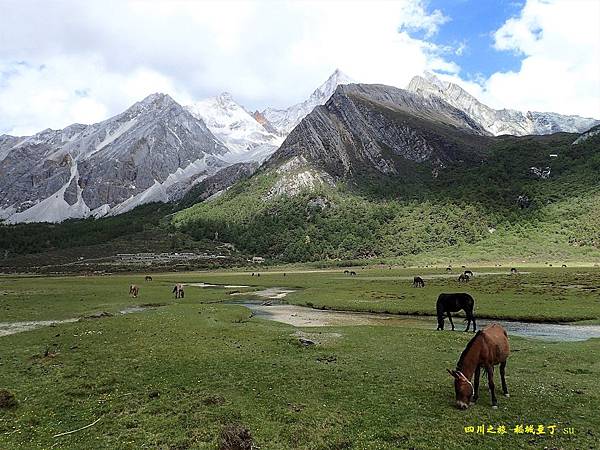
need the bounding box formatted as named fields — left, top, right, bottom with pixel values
left=1, top=267, right=599, bottom=449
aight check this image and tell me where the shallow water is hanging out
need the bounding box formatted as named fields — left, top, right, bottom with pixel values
left=0, top=319, right=79, bottom=337
left=186, top=282, right=250, bottom=288
left=1, top=304, right=162, bottom=337
left=232, top=301, right=600, bottom=342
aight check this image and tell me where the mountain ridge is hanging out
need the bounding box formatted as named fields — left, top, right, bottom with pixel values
left=0, top=93, right=229, bottom=223
left=407, top=72, right=600, bottom=136
left=261, top=69, right=355, bottom=135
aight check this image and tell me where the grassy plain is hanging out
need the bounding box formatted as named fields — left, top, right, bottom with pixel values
left=1, top=267, right=599, bottom=449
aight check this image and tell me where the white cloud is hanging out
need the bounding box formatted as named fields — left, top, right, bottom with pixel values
left=0, top=0, right=453, bottom=135
left=482, top=0, right=600, bottom=117
left=0, top=0, right=597, bottom=135
left=0, top=56, right=191, bottom=135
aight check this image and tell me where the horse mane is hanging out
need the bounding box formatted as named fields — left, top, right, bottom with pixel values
left=457, top=330, right=482, bottom=370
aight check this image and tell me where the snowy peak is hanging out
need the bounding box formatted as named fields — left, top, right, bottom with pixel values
left=262, top=69, right=356, bottom=135
left=186, top=93, right=283, bottom=163
left=308, top=69, right=355, bottom=104
left=407, top=72, right=600, bottom=136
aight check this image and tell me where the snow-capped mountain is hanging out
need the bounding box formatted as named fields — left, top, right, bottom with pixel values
left=0, top=93, right=229, bottom=223
left=185, top=92, right=284, bottom=164
left=407, top=72, right=599, bottom=136
left=261, top=69, right=355, bottom=135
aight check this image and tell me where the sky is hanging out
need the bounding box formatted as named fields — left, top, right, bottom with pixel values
left=0, top=0, right=599, bottom=135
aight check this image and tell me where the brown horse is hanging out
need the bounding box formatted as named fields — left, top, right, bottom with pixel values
left=172, top=283, right=184, bottom=299
left=145, top=275, right=153, bottom=282
left=458, top=274, right=470, bottom=283
left=129, top=284, right=139, bottom=298
left=447, top=323, right=510, bottom=409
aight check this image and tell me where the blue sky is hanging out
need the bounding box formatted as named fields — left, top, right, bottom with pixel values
left=409, top=0, right=525, bottom=80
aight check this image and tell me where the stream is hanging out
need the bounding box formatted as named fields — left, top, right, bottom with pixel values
left=225, top=287, right=600, bottom=342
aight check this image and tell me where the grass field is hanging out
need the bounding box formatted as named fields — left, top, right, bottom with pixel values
left=1, top=267, right=599, bottom=449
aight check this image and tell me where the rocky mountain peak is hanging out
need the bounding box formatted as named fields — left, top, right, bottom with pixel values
left=406, top=72, right=599, bottom=136
left=261, top=69, right=356, bottom=135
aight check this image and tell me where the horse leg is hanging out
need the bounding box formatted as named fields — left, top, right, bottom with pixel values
left=500, top=361, right=509, bottom=397
left=447, top=312, right=455, bottom=331
left=472, top=366, right=481, bottom=403
left=486, top=366, right=498, bottom=408
left=436, top=315, right=443, bottom=330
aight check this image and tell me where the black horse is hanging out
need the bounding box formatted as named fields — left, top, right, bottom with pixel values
left=436, top=293, right=476, bottom=332
left=413, top=276, right=425, bottom=288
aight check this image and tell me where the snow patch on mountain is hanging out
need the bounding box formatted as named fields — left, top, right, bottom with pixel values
left=5, top=162, right=90, bottom=224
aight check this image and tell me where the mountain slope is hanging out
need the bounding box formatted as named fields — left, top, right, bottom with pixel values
left=0, top=94, right=230, bottom=223
left=186, top=93, right=283, bottom=163
left=262, top=69, right=354, bottom=135
left=172, top=85, right=600, bottom=263
left=407, top=72, right=600, bottom=136
left=268, top=83, right=491, bottom=179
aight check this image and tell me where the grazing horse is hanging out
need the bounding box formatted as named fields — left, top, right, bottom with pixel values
left=145, top=275, right=153, bottom=282
left=510, top=268, right=518, bottom=274
left=349, top=271, right=357, bottom=276
left=458, top=274, right=470, bottom=283
left=344, top=270, right=350, bottom=274
left=413, top=276, right=425, bottom=288
left=447, top=323, right=510, bottom=409
left=129, top=284, right=139, bottom=298
left=446, top=267, right=452, bottom=272
left=464, top=270, right=473, bottom=277
left=562, top=264, right=567, bottom=268
left=172, top=284, right=184, bottom=299
left=436, top=293, right=476, bottom=332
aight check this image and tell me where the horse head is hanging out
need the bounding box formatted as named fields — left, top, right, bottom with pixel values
left=447, top=369, right=473, bottom=409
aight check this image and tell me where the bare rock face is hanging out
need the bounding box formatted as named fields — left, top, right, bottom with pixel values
left=267, top=83, right=492, bottom=178
left=0, top=94, right=230, bottom=223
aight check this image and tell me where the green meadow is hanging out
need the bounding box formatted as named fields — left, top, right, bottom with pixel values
left=1, top=267, right=599, bottom=449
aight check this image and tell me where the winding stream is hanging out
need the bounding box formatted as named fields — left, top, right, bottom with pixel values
left=235, top=301, right=600, bottom=342
left=225, top=287, right=600, bottom=342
